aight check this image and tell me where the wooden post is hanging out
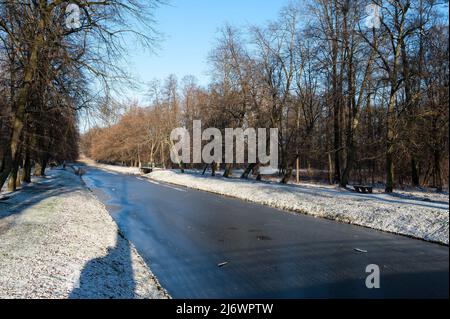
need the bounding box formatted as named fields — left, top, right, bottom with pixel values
left=137, top=144, right=141, bottom=168
left=296, top=156, right=300, bottom=184
left=160, top=141, right=165, bottom=168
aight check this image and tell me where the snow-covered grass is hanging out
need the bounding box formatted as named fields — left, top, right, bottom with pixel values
left=0, top=168, right=169, bottom=299
left=78, top=157, right=141, bottom=175
left=95, top=163, right=140, bottom=175
left=147, top=170, right=449, bottom=245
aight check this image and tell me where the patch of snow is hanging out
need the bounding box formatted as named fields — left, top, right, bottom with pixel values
left=77, top=157, right=140, bottom=175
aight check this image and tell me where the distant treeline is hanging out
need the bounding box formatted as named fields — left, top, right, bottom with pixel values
left=83, top=0, right=448, bottom=192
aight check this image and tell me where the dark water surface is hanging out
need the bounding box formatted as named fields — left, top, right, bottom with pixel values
left=82, top=167, right=449, bottom=298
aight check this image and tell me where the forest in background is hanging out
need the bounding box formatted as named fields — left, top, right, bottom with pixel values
left=82, top=0, right=449, bottom=192
left=0, top=0, right=160, bottom=192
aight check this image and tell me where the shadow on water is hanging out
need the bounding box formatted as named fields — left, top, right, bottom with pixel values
left=69, top=232, right=136, bottom=299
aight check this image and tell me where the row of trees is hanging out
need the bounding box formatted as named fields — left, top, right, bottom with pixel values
left=83, top=0, right=449, bottom=192
left=0, top=0, right=159, bottom=192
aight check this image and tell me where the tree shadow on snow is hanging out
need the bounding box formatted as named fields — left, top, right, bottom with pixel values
left=0, top=170, right=80, bottom=222
left=69, top=232, right=137, bottom=299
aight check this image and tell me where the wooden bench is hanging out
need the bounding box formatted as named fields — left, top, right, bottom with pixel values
left=140, top=167, right=153, bottom=174
left=139, top=162, right=154, bottom=174
left=353, top=185, right=373, bottom=194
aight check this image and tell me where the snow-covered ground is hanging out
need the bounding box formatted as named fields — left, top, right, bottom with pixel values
left=147, top=170, right=449, bottom=245
left=0, top=168, right=169, bottom=299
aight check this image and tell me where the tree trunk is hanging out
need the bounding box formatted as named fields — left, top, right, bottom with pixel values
left=160, top=141, right=165, bottom=168
left=331, top=11, right=341, bottom=185
left=40, top=158, right=47, bottom=176
left=433, top=149, right=442, bottom=192
left=169, top=139, right=184, bottom=173
left=0, top=153, right=13, bottom=190
left=385, top=91, right=396, bottom=193
left=333, top=121, right=341, bottom=183
left=22, top=154, right=31, bottom=183
left=211, top=161, right=216, bottom=177
left=411, top=156, right=420, bottom=187
left=34, top=162, right=42, bottom=177
left=385, top=151, right=394, bottom=193
left=241, top=163, right=257, bottom=179
left=280, top=154, right=297, bottom=184
left=16, top=168, right=21, bottom=188
left=223, top=163, right=233, bottom=178
left=280, top=167, right=293, bottom=184
left=341, top=137, right=356, bottom=188
left=328, top=152, right=333, bottom=185
left=7, top=163, right=19, bottom=192
left=371, top=160, right=375, bottom=185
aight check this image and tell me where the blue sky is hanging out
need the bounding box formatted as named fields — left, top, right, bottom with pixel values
left=122, top=0, right=290, bottom=100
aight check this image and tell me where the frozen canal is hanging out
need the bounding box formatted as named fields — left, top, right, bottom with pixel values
left=82, top=166, right=449, bottom=298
